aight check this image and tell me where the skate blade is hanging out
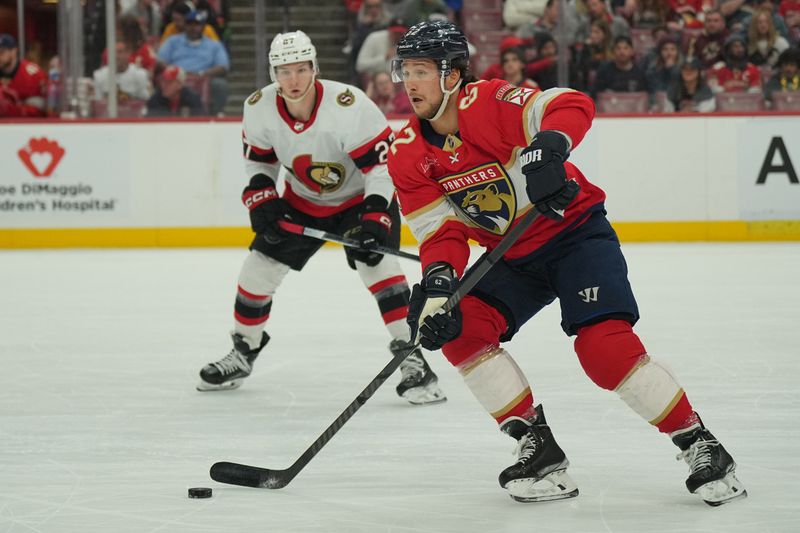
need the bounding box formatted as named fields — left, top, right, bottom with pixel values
left=506, top=469, right=579, bottom=503
left=196, top=378, right=244, bottom=392
left=696, top=472, right=748, bottom=506
left=400, top=382, right=447, bottom=406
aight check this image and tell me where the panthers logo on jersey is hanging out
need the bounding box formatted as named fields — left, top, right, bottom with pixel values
left=290, top=154, right=347, bottom=193
left=440, top=163, right=517, bottom=235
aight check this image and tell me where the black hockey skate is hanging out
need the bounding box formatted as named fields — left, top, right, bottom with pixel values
left=498, top=404, right=579, bottom=503
left=672, top=423, right=747, bottom=506
left=197, top=332, right=269, bottom=391
left=390, top=339, right=446, bottom=406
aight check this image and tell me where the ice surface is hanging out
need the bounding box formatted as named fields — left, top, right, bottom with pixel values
left=1, top=243, right=798, bottom=532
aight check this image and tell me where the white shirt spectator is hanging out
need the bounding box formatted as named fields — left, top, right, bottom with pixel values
left=356, top=29, right=394, bottom=75
left=503, top=0, right=549, bottom=30
left=93, top=63, right=151, bottom=101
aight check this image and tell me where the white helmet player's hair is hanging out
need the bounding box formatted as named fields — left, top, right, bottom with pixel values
left=268, top=30, right=318, bottom=83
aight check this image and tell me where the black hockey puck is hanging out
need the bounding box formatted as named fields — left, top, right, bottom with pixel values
left=188, top=487, right=212, bottom=499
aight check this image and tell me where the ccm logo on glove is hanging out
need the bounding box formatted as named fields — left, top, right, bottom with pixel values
left=243, top=188, right=279, bottom=210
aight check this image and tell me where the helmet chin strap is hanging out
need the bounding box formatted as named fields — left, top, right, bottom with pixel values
left=428, top=75, right=462, bottom=122
left=278, top=74, right=317, bottom=104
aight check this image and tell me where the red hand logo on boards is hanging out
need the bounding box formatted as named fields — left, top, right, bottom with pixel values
left=17, top=137, right=66, bottom=178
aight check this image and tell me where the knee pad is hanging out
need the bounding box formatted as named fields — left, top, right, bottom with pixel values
left=575, top=320, right=689, bottom=428
left=441, top=296, right=507, bottom=367
left=238, top=251, right=290, bottom=296
left=574, top=319, right=646, bottom=390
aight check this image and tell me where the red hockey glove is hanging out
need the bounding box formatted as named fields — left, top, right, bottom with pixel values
left=345, top=195, right=392, bottom=269
left=242, top=174, right=288, bottom=244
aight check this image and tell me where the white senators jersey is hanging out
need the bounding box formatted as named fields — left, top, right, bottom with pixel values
left=241, top=79, right=396, bottom=217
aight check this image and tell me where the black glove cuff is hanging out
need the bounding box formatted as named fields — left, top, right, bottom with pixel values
left=423, top=262, right=456, bottom=280
left=362, top=194, right=389, bottom=213
left=532, top=130, right=570, bottom=160
left=247, top=173, right=276, bottom=190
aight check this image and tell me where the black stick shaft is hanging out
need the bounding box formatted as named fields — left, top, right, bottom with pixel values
left=211, top=209, right=541, bottom=489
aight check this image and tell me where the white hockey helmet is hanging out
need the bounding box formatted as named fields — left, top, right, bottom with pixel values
left=268, top=30, right=318, bottom=83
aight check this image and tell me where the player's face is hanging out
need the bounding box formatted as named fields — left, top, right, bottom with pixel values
left=275, top=61, right=314, bottom=99
left=399, top=59, right=444, bottom=120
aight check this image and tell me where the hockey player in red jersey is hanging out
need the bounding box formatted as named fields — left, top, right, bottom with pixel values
left=197, top=30, right=445, bottom=405
left=388, top=20, right=746, bottom=505
left=0, top=34, right=46, bottom=118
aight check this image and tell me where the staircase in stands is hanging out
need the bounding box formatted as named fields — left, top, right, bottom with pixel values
left=224, top=0, right=349, bottom=116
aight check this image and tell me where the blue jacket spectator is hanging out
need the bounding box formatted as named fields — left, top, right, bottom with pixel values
left=157, top=10, right=230, bottom=114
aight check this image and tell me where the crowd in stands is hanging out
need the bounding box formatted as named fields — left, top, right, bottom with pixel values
left=3, top=0, right=799, bottom=118
left=346, top=0, right=800, bottom=113
left=1, top=0, right=231, bottom=119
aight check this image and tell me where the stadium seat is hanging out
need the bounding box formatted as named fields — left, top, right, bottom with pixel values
left=183, top=73, right=211, bottom=113
left=650, top=91, right=669, bottom=113
left=630, top=28, right=655, bottom=59
left=91, top=99, right=147, bottom=118
left=596, top=91, right=649, bottom=114
left=463, top=0, right=503, bottom=9
left=771, top=92, right=800, bottom=111
left=714, top=92, right=765, bottom=111
left=463, top=10, right=503, bottom=39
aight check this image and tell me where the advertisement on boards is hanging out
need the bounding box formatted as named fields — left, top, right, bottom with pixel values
left=0, top=127, right=131, bottom=227
left=739, top=118, right=800, bottom=220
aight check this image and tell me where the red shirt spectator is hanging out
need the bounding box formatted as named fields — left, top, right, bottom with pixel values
left=480, top=36, right=529, bottom=81
left=0, top=34, right=47, bottom=117
left=667, top=0, right=711, bottom=30
left=366, top=71, right=412, bottom=114
left=101, top=42, right=158, bottom=73
left=778, top=0, right=800, bottom=18
left=708, top=34, right=762, bottom=92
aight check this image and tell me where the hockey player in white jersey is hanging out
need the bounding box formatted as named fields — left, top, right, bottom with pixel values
left=197, top=30, right=445, bottom=405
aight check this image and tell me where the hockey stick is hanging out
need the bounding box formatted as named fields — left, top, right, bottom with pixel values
left=277, top=220, right=421, bottom=262
left=210, top=207, right=542, bottom=490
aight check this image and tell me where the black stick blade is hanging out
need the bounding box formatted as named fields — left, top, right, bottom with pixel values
left=210, top=462, right=291, bottom=489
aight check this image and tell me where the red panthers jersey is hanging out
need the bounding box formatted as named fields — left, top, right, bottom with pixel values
left=387, top=79, right=605, bottom=276
left=0, top=59, right=46, bottom=117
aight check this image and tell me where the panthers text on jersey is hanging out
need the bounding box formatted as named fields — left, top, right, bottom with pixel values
left=387, top=79, right=607, bottom=275
left=242, top=79, right=396, bottom=216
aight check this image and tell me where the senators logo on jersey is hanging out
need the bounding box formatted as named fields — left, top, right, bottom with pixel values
left=440, top=163, right=517, bottom=235
left=289, top=154, right=347, bottom=193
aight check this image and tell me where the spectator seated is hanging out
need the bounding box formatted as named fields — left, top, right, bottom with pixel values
left=596, top=91, right=650, bottom=113
left=715, top=92, right=766, bottom=111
